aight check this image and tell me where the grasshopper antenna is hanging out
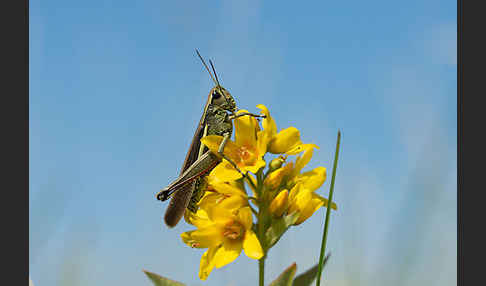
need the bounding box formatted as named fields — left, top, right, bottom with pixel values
left=209, top=59, right=221, bottom=87
left=195, top=49, right=218, bottom=86
left=209, top=59, right=232, bottom=107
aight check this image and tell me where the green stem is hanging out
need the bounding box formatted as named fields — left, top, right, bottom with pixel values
left=258, top=203, right=267, bottom=286
left=316, top=131, right=341, bottom=286
left=246, top=174, right=259, bottom=197
left=256, top=169, right=267, bottom=286
left=259, top=256, right=265, bottom=286
left=257, top=168, right=264, bottom=184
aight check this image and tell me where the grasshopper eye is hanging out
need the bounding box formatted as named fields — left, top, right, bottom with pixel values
left=212, top=90, right=221, bottom=99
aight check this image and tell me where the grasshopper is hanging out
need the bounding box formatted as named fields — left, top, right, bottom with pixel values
left=156, top=50, right=265, bottom=227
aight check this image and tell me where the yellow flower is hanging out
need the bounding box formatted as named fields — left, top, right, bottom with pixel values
left=263, top=144, right=322, bottom=192
left=269, top=189, right=289, bottom=218
left=266, top=144, right=337, bottom=224
left=257, top=104, right=304, bottom=155
left=201, top=109, right=267, bottom=181
left=181, top=206, right=263, bottom=280
left=288, top=183, right=337, bottom=225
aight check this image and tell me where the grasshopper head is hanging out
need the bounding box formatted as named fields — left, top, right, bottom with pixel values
left=210, top=86, right=236, bottom=112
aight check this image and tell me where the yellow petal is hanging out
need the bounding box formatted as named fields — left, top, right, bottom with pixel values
left=234, top=109, right=258, bottom=148
left=242, top=156, right=266, bottom=174
left=201, top=135, right=241, bottom=162
left=199, top=246, right=218, bottom=280
left=218, top=194, right=248, bottom=210
left=256, top=104, right=277, bottom=137
left=200, top=135, right=223, bottom=153
left=264, top=163, right=292, bottom=190
left=256, top=130, right=269, bottom=156
left=269, top=189, right=289, bottom=218
left=243, top=230, right=264, bottom=259
left=237, top=206, right=253, bottom=230
left=207, top=205, right=234, bottom=222
left=287, top=182, right=301, bottom=208
left=190, top=225, right=224, bottom=248
left=198, top=192, right=246, bottom=214
left=209, top=161, right=243, bottom=182
left=295, top=188, right=312, bottom=209
left=268, top=127, right=302, bottom=154
left=288, top=183, right=311, bottom=215
left=180, top=231, right=197, bottom=247
left=294, top=144, right=319, bottom=175
left=284, top=144, right=305, bottom=155
left=207, top=171, right=224, bottom=185
left=314, top=193, right=338, bottom=210
left=295, top=197, right=323, bottom=225
left=294, top=166, right=327, bottom=192
left=255, top=105, right=276, bottom=154
left=211, top=182, right=247, bottom=196
left=197, top=192, right=221, bottom=211
left=184, top=208, right=212, bottom=228
left=213, top=240, right=242, bottom=268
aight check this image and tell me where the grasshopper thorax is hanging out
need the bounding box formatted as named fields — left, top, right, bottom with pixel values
left=210, top=86, right=236, bottom=112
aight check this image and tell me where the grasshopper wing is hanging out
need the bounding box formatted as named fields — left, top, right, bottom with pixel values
left=179, top=92, right=212, bottom=175
left=164, top=180, right=197, bottom=227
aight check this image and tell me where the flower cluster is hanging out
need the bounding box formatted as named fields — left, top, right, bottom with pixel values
left=180, top=104, right=337, bottom=280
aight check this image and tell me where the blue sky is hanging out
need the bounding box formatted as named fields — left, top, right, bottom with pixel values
left=29, top=1, right=456, bottom=285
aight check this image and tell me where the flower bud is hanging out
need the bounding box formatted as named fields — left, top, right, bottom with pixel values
left=268, top=156, right=285, bottom=172
left=269, top=189, right=289, bottom=218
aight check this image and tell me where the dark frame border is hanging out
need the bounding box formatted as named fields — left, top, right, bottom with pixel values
left=457, top=0, right=462, bottom=284
left=458, top=0, right=486, bottom=285
left=3, top=0, right=29, bottom=284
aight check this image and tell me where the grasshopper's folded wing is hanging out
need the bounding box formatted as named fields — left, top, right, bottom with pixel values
left=180, top=92, right=212, bottom=175
left=164, top=180, right=197, bottom=227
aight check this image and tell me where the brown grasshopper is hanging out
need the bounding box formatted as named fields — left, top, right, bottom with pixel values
left=156, top=50, right=265, bottom=227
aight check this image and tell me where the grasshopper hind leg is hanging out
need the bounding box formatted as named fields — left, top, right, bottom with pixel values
left=164, top=180, right=196, bottom=228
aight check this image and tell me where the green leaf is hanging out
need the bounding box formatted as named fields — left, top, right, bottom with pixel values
left=269, top=262, right=297, bottom=286
left=292, top=254, right=330, bottom=286
left=143, top=270, right=186, bottom=286
left=265, top=211, right=300, bottom=247
left=316, top=131, right=341, bottom=286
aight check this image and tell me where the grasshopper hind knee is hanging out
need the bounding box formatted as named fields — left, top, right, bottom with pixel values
left=156, top=189, right=171, bottom=201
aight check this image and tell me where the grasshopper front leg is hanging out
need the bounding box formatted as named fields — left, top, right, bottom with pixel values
left=217, top=132, right=249, bottom=179
left=216, top=113, right=266, bottom=177
left=229, top=112, right=266, bottom=120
